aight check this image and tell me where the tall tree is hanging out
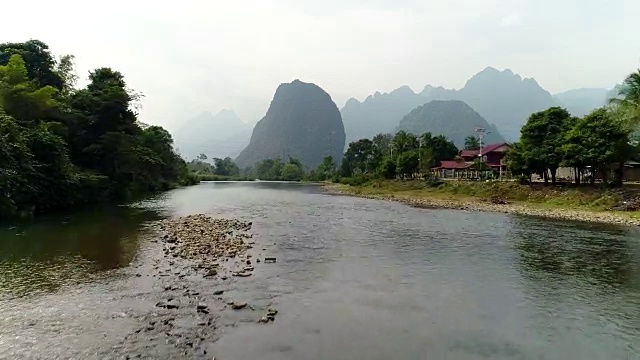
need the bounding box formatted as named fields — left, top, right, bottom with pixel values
left=518, top=107, right=571, bottom=183
left=464, top=135, right=480, bottom=150
left=0, top=40, right=63, bottom=89
left=562, top=108, right=629, bottom=185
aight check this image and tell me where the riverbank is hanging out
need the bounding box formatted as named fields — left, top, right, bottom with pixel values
left=326, top=180, right=640, bottom=226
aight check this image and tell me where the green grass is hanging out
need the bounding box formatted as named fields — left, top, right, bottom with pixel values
left=335, top=179, right=635, bottom=213
left=195, top=174, right=255, bottom=182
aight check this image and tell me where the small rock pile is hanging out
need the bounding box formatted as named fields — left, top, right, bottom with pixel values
left=159, top=215, right=254, bottom=278
left=610, top=196, right=640, bottom=211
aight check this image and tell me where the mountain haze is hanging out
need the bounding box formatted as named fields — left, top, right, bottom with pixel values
left=341, top=67, right=560, bottom=142
left=553, top=88, right=610, bottom=117
left=396, top=100, right=505, bottom=148
left=341, top=86, right=424, bottom=146
left=235, top=80, right=346, bottom=169
left=173, top=110, right=251, bottom=161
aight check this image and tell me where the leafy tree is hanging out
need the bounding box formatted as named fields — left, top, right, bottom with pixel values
left=611, top=69, right=640, bottom=129
left=396, top=150, right=419, bottom=178
left=563, top=108, right=630, bottom=185
left=372, top=133, right=393, bottom=156
left=464, top=135, right=480, bottom=150
left=0, top=40, right=63, bottom=89
left=377, top=158, right=397, bottom=179
left=428, top=135, right=459, bottom=165
left=281, top=163, right=304, bottom=181
left=340, top=139, right=380, bottom=176
left=0, top=41, right=193, bottom=218
left=213, top=157, right=240, bottom=176
left=313, top=156, right=336, bottom=180
left=518, top=107, right=571, bottom=183
left=392, top=131, right=418, bottom=155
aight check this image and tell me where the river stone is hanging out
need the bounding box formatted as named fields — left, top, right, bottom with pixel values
left=231, top=302, right=247, bottom=310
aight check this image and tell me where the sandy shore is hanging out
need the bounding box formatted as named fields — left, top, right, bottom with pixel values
left=326, top=185, right=640, bottom=227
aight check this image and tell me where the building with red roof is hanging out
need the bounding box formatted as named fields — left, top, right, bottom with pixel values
left=433, top=142, right=510, bottom=178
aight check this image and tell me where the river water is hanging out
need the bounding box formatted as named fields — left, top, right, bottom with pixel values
left=0, top=182, right=639, bottom=359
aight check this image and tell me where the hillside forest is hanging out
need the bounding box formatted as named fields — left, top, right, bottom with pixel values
left=0, top=40, right=195, bottom=219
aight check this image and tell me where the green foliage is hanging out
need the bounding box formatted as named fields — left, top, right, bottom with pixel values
left=340, top=138, right=381, bottom=177
left=396, top=150, right=419, bottom=178
left=252, top=157, right=305, bottom=181
left=0, top=41, right=192, bottom=219
left=515, top=107, right=571, bottom=183
left=308, top=156, right=336, bottom=181
left=464, top=135, right=480, bottom=150
left=377, top=158, right=396, bottom=179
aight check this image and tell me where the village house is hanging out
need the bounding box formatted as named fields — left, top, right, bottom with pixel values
left=433, top=142, right=510, bottom=179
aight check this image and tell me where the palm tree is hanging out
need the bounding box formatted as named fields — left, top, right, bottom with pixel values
left=464, top=135, right=480, bottom=150
left=610, top=69, right=640, bottom=133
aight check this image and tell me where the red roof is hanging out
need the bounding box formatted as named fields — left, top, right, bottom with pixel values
left=435, top=161, right=473, bottom=169
left=460, top=143, right=509, bottom=158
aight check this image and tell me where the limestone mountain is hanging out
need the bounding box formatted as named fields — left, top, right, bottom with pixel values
left=235, top=80, right=346, bottom=169
left=173, top=109, right=251, bottom=161
left=396, top=100, right=505, bottom=148
left=341, top=66, right=558, bottom=142
left=341, top=85, right=424, bottom=146
left=424, top=67, right=557, bottom=140
left=553, top=88, right=610, bottom=117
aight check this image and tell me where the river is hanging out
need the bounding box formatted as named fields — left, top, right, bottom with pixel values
left=0, top=182, right=639, bottom=359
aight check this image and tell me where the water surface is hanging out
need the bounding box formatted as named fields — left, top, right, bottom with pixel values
left=1, top=182, right=638, bottom=359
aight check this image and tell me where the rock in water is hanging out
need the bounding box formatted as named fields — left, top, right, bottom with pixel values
left=235, top=80, right=346, bottom=169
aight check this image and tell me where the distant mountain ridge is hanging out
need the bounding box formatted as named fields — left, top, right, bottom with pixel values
left=396, top=100, right=505, bottom=148
left=173, top=109, right=251, bottom=161
left=235, top=80, right=346, bottom=169
left=553, top=88, right=610, bottom=117
left=341, top=67, right=611, bottom=143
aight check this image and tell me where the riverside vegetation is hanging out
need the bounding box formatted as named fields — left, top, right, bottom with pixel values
left=332, top=69, right=640, bottom=224
left=0, top=40, right=196, bottom=220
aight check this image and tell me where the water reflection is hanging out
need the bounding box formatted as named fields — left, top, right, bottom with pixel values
left=0, top=206, right=159, bottom=298
left=511, top=217, right=640, bottom=290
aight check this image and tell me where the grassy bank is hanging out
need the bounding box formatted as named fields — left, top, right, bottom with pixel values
left=328, top=179, right=640, bottom=225
left=195, top=174, right=255, bottom=182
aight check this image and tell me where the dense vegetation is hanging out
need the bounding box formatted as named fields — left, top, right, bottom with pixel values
left=338, top=131, right=458, bottom=183
left=507, top=69, right=640, bottom=186
left=0, top=40, right=195, bottom=219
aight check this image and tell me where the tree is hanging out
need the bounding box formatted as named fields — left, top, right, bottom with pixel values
left=563, top=108, right=630, bottom=186
left=377, top=157, right=397, bottom=179
left=464, top=135, right=480, bottom=150
left=281, top=163, right=304, bottom=181
left=519, top=107, right=571, bottom=184
left=611, top=69, right=640, bottom=129
left=213, top=157, right=240, bottom=176
left=55, top=54, right=78, bottom=97
left=314, top=156, right=336, bottom=180
left=198, top=153, right=208, bottom=161
left=396, top=150, right=419, bottom=178
left=372, top=133, right=393, bottom=155
left=0, top=40, right=63, bottom=89
left=340, top=139, right=380, bottom=176
left=0, top=40, right=194, bottom=218
left=0, top=54, right=59, bottom=122
left=428, top=135, right=459, bottom=165
left=392, top=131, right=418, bottom=155
left=505, top=142, right=533, bottom=181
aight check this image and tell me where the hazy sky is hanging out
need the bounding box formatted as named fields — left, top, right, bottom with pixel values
left=4, top=0, right=640, bottom=130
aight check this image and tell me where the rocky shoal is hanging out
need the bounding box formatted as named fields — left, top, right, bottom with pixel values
left=115, top=214, right=278, bottom=358
left=329, top=188, right=640, bottom=227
